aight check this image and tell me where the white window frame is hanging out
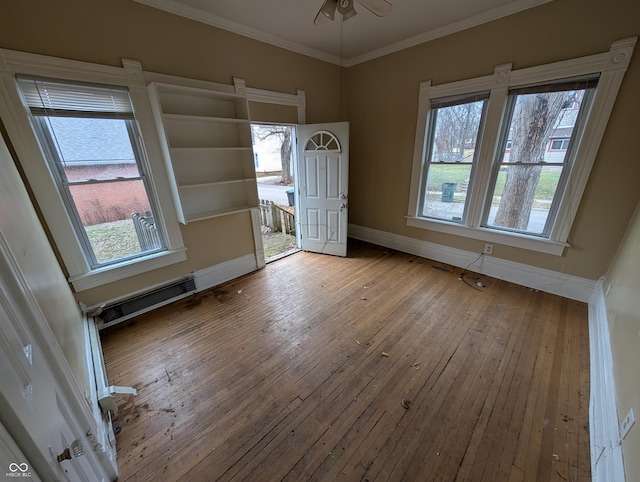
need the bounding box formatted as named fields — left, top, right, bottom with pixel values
left=407, top=37, right=637, bottom=256
left=0, top=50, right=186, bottom=291
left=418, top=91, right=489, bottom=225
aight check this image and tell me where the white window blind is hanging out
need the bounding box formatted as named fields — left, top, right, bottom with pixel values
left=17, top=76, right=134, bottom=118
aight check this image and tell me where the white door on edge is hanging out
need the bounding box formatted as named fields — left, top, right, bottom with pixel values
left=296, top=122, right=349, bottom=257
left=0, top=248, right=101, bottom=481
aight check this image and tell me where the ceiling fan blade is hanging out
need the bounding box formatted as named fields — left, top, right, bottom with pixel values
left=314, top=9, right=331, bottom=24
left=355, top=0, right=392, bottom=17
left=315, top=0, right=337, bottom=24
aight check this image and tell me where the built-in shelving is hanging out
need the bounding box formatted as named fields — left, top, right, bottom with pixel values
left=148, top=82, right=258, bottom=224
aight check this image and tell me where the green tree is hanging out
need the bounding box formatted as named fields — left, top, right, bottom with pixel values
left=253, top=125, right=293, bottom=185
left=494, top=92, right=569, bottom=229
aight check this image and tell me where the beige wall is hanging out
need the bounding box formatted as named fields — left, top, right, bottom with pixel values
left=1, top=0, right=639, bottom=475
left=606, top=200, right=640, bottom=481
left=3, top=0, right=636, bottom=303
left=0, top=131, right=90, bottom=393
left=347, top=0, right=640, bottom=280
left=0, top=0, right=341, bottom=307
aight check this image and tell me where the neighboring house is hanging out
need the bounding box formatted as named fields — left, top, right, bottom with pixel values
left=50, top=117, right=150, bottom=225
left=502, top=97, right=582, bottom=163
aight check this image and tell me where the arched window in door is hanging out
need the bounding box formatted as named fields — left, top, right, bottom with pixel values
left=305, top=131, right=341, bottom=152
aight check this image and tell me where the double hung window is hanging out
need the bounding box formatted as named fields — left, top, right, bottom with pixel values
left=420, top=93, right=488, bottom=223
left=483, top=80, right=597, bottom=237
left=17, top=77, right=165, bottom=268
left=0, top=51, right=188, bottom=291
left=407, top=39, right=635, bottom=255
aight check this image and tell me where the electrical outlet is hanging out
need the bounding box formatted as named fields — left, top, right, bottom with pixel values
left=620, top=408, right=636, bottom=440
left=483, top=243, right=494, bottom=255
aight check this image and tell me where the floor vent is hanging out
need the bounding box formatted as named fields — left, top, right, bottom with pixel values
left=97, top=277, right=196, bottom=328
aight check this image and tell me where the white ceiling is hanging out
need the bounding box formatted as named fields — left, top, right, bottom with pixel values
left=133, top=0, right=552, bottom=66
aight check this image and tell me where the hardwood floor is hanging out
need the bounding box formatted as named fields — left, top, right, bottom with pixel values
left=100, top=240, right=591, bottom=481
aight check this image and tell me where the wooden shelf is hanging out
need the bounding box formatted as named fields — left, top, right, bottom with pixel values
left=179, top=178, right=256, bottom=188
left=148, top=82, right=258, bottom=224
left=162, top=113, right=251, bottom=124
left=184, top=204, right=257, bottom=223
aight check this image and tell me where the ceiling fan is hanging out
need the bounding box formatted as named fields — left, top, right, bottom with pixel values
left=314, top=0, right=392, bottom=24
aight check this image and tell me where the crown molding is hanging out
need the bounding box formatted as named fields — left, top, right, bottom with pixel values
left=133, top=0, right=552, bottom=67
left=131, top=0, right=341, bottom=65
left=345, top=0, right=553, bottom=66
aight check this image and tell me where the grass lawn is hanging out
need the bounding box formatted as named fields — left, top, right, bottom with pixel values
left=85, top=219, right=141, bottom=263
left=427, top=165, right=561, bottom=200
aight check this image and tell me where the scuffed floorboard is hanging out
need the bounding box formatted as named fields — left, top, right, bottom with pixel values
left=101, top=239, right=590, bottom=481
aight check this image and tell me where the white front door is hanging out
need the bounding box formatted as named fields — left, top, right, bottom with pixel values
left=296, top=122, right=349, bottom=257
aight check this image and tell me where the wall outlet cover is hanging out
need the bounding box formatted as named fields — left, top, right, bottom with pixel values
left=620, top=408, right=636, bottom=440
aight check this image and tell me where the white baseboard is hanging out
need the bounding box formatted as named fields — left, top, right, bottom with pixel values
left=194, top=253, right=259, bottom=292
left=348, top=224, right=596, bottom=302
left=589, top=278, right=625, bottom=481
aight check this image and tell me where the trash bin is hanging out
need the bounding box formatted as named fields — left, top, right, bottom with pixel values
left=286, top=188, right=295, bottom=206
left=441, top=183, right=456, bottom=203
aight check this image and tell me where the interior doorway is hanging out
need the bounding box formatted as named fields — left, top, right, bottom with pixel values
left=252, top=123, right=299, bottom=261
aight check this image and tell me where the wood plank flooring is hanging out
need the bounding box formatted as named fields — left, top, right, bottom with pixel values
left=100, top=240, right=591, bottom=481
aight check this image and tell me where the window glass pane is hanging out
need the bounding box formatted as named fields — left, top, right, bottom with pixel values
left=422, top=164, right=472, bottom=221
left=486, top=165, right=562, bottom=235
left=429, top=100, right=484, bottom=163
left=421, top=98, right=485, bottom=222
left=46, top=117, right=141, bottom=182
left=486, top=86, right=591, bottom=235
left=69, top=180, right=160, bottom=264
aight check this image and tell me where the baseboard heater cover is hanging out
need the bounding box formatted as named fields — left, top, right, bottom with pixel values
left=96, top=276, right=196, bottom=328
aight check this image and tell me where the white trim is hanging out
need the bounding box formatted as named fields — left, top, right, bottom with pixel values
left=406, top=216, right=568, bottom=256
left=0, top=52, right=91, bottom=277
left=247, top=87, right=299, bottom=107
left=234, top=76, right=307, bottom=125
left=123, top=61, right=187, bottom=252
left=132, top=0, right=340, bottom=65
left=0, top=50, right=189, bottom=289
left=193, top=253, right=259, bottom=292
left=0, top=49, right=128, bottom=86
left=589, top=278, right=625, bottom=481
left=0, top=228, right=118, bottom=481
left=349, top=224, right=596, bottom=302
left=145, top=70, right=234, bottom=93
left=97, top=289, right=194, bottom=331
left=233, top=77, right=247, bottom=96
left=406, top=38, right=636, bottom=256
left=346, top=0, right=553, bottom=66
left=83, top=318, right=118, bottom=475
left=84, top=274, right=192, bottom=317
left=131, top=0, right=552, bottom=67
left=89, top=253, right=261, bottom=328
left=69, top=248, right=187, bottom=292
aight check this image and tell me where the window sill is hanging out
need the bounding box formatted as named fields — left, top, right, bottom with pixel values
left=69, top=248, right=187, bottom=292
left=405, top=216, right=568, bottom=256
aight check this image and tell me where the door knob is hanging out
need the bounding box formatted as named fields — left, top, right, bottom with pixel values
left=340, top=203, right=347, bottom=209
left=57, top=439, right=84, bottom=463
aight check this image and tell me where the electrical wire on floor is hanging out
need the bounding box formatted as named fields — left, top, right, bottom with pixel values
left=459, top=252, right=485, bottom=291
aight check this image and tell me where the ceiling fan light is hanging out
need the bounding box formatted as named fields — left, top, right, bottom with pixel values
left=337, top=0, right=354, bottom=14
left=319, top=0, right=338, bottom=20
left=342, top=6, right=357, bottom=21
